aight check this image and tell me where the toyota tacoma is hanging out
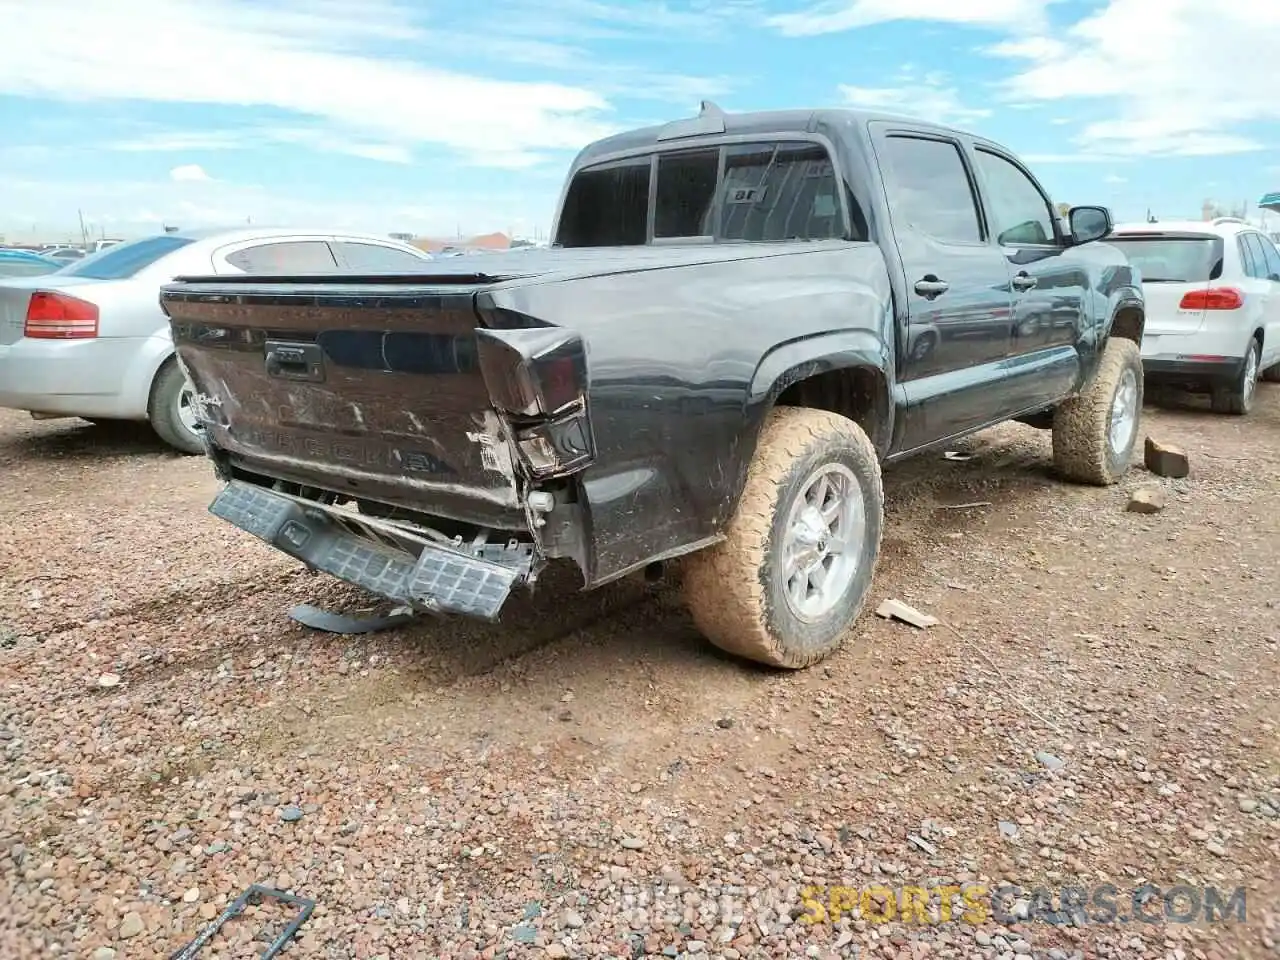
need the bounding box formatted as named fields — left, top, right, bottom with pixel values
left=158, top=102, right=1145, bottom=669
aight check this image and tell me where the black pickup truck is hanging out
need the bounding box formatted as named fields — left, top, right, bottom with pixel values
left=159, top=103, right=1145, bottom=670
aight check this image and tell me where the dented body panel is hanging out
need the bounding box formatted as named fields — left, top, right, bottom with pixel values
left=160, top=105, right=1140, bottom=617
left=164, top=241, right=893, bottom=584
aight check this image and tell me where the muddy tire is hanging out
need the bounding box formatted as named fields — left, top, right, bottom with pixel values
left=147, top=359, right=205, bottom=455
left=1051, top=337, right=1143, bottom=485
left=1210, top=337, right=1261, bottom=415
left=681, top=407, right=884, bottom=669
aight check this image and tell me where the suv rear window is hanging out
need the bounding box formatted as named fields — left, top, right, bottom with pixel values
left=555, top=139, right=858, bottom=247
left=1107, top=235, right=1223, bottom=283
left=58, top=235, right=195, bottom=280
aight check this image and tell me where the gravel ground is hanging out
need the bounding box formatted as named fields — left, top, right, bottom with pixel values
left=1, top=384, right=1277, bottom=960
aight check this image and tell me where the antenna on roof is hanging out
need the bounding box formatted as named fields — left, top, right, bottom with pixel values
left=658, top=99, right=728, bottom=141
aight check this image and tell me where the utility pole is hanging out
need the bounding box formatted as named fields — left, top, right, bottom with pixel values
left=78, top=209, right=88, bottom=247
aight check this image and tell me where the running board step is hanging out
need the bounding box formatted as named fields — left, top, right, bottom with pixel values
left=208, top=480, right=536, bottom=620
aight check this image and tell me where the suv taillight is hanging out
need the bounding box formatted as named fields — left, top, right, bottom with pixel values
left=24, top=292, right=99, bottom=339
left=1179, top=287, right=1243, bottom=310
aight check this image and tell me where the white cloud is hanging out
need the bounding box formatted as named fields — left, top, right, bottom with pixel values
left=769, top=0, right=1054, bottom=36
left=0, top=173, right=562, bottom=242
left=109, top=127, right=416, bottom=165
left=169, top=164, right=212, bottom=182
left=0, top=0, right=618, bottom=169
left=839, top=70, right=990, bottom=128
left=1104, top=174, right=1127, bottom=185
left=987, top=0, right=1280, bottom=158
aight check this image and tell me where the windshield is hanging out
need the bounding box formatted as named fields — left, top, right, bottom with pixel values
left=1108, top=235, right=1221, bottom=283
left=57, top=235, right=195, bottom=280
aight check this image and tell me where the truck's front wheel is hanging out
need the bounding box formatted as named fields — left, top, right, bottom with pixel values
left=1051, top=337, right=1143, bottom=485
left=682, top=407, right=884, bottom=669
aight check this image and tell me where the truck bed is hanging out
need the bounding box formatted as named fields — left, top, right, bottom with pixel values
left=160, top=242, right=857, bottom=530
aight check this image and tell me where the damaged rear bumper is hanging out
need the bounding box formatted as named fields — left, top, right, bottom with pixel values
left=209, top=480, right=540, bottom=620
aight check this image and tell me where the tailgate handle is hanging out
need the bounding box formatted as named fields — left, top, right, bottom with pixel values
left=264, top=341, right=325, bottom=382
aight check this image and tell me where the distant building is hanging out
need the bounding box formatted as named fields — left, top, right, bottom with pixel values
left=387, top=232, right=414, bottom=242
left=410, top=232, right=512, bottom=253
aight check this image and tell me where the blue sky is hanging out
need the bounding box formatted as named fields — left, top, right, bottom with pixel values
left=1, top=0, right=1277, bottom=242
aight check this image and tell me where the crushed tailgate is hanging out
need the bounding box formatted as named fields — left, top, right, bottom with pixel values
left=161, top=275, right=530, bottom=523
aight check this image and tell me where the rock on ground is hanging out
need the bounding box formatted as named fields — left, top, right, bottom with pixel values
left=0, top=391, right=1277, bottom=960
left=1144, top=435, right=1191, bottom=478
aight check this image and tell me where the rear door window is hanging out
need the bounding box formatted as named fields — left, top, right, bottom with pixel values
left=1242, top=233, right=1274, bottom=279
left=1260, top=235, right=1280, bottom=281
left=225, top=241, right=338, bottom=273
left=719, top=141, right=848, bottom=242
left=57, top=235, right=195, bottom=279
left=1236, top=235, right=1257, bottom=277
left=878, top=136, right=982, bottom=244
left=333, top=241, right=430, bottom=271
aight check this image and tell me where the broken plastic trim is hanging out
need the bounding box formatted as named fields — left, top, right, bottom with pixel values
left=475, top=325, right=591, bottom=419
left=167, top=884, right=314, bottom=960
left=288, top=603, right=415, bottom=634
left=209, top=480, right=541, bottom=620
left=512, top=404, right=594, bottom=478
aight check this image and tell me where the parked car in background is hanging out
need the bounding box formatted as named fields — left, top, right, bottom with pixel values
left=0, top=228, right=436, bottom=454
left=40, top=246, right=87, bottom=262
left=0, top=248, right=64, bottom=278
left=1109, top=217, right=1280, bottom=414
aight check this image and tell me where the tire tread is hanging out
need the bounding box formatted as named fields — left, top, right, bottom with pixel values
left=682, top=407, right=882, bottom=669
left=1051, top=337, right=1142, bottom=486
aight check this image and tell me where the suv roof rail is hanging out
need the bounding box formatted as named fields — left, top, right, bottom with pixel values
left=657, top=100, right=728, bottom=141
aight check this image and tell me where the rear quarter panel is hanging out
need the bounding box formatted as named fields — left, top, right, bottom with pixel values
left=485, top=241, right=894, bottom=585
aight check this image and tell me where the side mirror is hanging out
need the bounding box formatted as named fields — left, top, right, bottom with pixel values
left=1068, top=205, right=1113, bottom=245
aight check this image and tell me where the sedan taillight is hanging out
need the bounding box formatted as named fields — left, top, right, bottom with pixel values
left=24, top=291, right=99, bottom=339
left=1178, top=287, right=1244, bottom=311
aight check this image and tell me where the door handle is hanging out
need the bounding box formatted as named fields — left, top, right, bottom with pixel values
left=914, top=275, right=950, bottom=299
left=1012, top=272, right=1038, bottom=291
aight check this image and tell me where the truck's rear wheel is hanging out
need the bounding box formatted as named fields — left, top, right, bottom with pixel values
left=1051, top=337, right=1143, bottom=486
left=681, top=407, right=883, bottom=669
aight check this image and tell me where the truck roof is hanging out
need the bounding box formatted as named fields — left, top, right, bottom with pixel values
left=571, top=104, right=980, bottom=170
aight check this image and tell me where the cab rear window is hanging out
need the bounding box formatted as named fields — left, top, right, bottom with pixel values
left=555, top=140, right=864, bottom=247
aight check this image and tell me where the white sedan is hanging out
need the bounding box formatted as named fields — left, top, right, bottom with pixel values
left=0, top=227, right=435, bottom=453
